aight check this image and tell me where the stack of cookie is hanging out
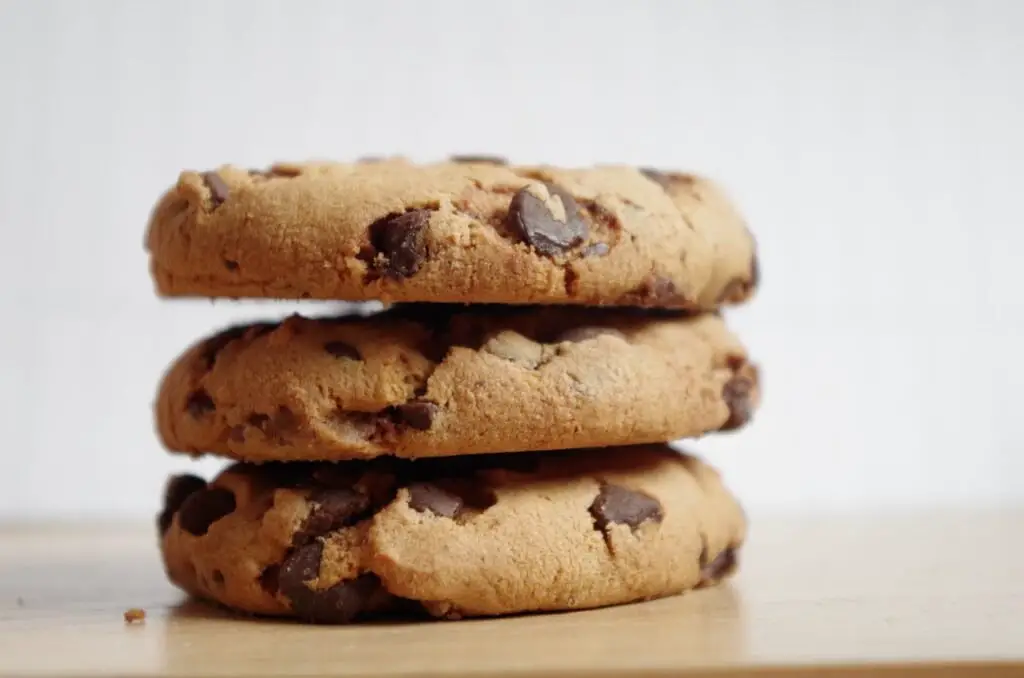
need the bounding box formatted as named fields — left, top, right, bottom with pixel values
left=147, top=158, right=760, bottom=623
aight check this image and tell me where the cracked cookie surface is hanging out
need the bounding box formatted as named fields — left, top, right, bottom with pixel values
left=146, top=158, right=757, bottom=309
left=159, top=444, right=746, bottom=622
left=155, top=305, right=760, bottom=461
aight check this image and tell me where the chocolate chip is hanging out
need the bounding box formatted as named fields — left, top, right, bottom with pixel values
left=700, top=546, right=738, bottom=585
left=589, top=484, right=663, bottom=532
left=252, top=406, right=299, bottom=443
left=720, top=376, right=754, bottom=431
left=451, top=154, right=507, bottom=165
left=644, top=276, right=683, bottom=304
left=258, top=564, right=281, bottom=596
left=211, top=569, right=225, bottom=587
left=581, top=200, right=620, bottom=231
left=228, top=425, right=246, bottom=443
left=278, top=541, right=386, bottom=624
left=640, top=168, right=696, bottom=190
left=296, top=573, right=387, bottom=624
left=199, top=323, right=252, bottom=369
left=268, top=163, right=303, bottom=177
left=556, top=327, right=627, bottom=344
left=581, top=242, right=610, bottom=257
left=639, top=167, right=673, bottom=189
left=223, top=259, right=239, bottom=271
left=722, top=358, right=747, bottom=379
left=294, top=488, right=371, bottom=546
left=622, top=275, right=689, bottom=307
left=185, top=390, right=215, bottom=417
left=157, top=474, right=206, bottom=534
left=367, top=209, right=432, bottom=278
left=507, top=183, right=588, bottom=256
left=177, top=487, right=236, bottom=536
left=563, top=265, right=579, bottom=296
left=394, top=401, right=439, bottom=430
left=323, top=341, right=361, bottom=361
left=248, top=413, right=270, bottom=428
left=407, top=482, right=463, bottom=518
left=278, top=542, right=323, bottom=599
left=201, top=172, right=230, bottom=208
left=717, top=255, right=760, bottom=304
left=716, top=278, right=747, bottom=303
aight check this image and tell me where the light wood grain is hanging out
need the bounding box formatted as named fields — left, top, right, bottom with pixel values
left=0, top=510, right=1021, bottom=677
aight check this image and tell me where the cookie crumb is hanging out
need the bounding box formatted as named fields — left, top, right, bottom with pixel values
left=123, top=608, right=146, bottom=624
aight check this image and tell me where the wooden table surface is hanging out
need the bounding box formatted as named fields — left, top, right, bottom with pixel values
left=0, top=510, right=1021, bottom=677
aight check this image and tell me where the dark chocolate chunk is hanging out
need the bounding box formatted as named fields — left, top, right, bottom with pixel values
left=268, top=163, right=303, bottom=177
left=223, top=259, right=239, bottom=271
left=292, top=573, right=387, bottom=624
left=258, top=564, right=281, bottom=596
left=200, top=323, right=266, bottom=369
left=717, top=254, right=760, bottom=304
left=185, top=390, right=215, bottom=417
left=294, top=487, right=371, bottom=546
left=642, top=276, right=684, bottom=305
left=177, top=487, right=236, bottom=536
left=323, top=341, right=361, bottom=361
left=639, top=167, right=673, bottom=189
left=278, top=541, right=387, bottom=624
left=720, top=376, right=754, bottom=431
left=716, top=278, right=748, bottom=303
left=278, top=541, right=323, bottom=600
left=581, top=200, right=620, bottom=231
left=255, top=406, right=299, bottom=442
left=157, top=474, right=207, bottom=534
left=228, top=425, right=246, bottom=443
left=248, top=413, right=270, bottom=428
left=451, top=154, right=507, bottom=165
left=621, top=274, right=690, bottom=307
left=200, top=325, right=248, bottom=368
left=201, top=172, right=230, bottom=208
left=700, top=546, right=738, bottom=585
left=394, top=401, right=439, bottom=430
left=589, top=484, right=663, bottom=532
left=367, top=209, right=432, bottom=278
left=507, top=183, right=588, bottom=256
left=640, top=168, right=696, bottom=190
left=407, top=482, right=463, bottom=518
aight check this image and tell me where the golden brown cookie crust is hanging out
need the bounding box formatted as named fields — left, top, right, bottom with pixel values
left=146, top=159, right=757, bottom=308
left=159, top=445, right=746, bottom=623
left=155, top=305, right=760, bottom=461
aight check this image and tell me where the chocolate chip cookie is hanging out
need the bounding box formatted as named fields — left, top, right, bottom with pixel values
left=146, top=158, right=757, bottom=309
left=156, top=305, right=760, bottom=461
left=159, top=444, right=745, bottom=623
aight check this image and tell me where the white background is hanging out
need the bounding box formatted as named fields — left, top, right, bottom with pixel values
left=0, top=0, right=1021, bottom=520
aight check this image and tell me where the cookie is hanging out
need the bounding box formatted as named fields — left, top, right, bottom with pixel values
left=159, top=444, right=746, bottom=622
left=156, top=305, right=760, bottom=461
left=146, top=158, right=757, bottom=309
